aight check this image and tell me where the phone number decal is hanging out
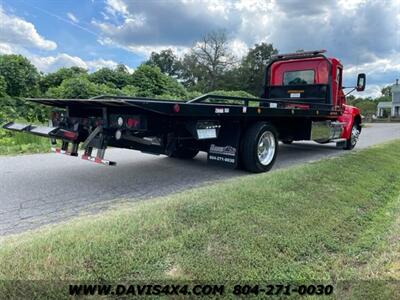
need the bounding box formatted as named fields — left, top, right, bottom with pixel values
left=232, top=284, right=334, bottom=296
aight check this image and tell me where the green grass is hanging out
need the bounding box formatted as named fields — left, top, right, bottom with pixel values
left=0, top=128, right=51, bottom=155
left=1, top=141, right=400, bottom=298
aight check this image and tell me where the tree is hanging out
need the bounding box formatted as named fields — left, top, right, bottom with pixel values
left=185, top=30, right=236, bottom=92
left=131, top=64, right=187, bottom=98
left=0, top=54, right=40, bottom=97
left=177, top=53, right=208, bottom=91
left=39, top=66, right=87, bottom=94
left=381, top=85, right=392, bottom=98
left=239, top=43, right=278, bottom=96
left=46, top=76, right=104, bottom=99
left=89, top=67, right=119, bottom=88
left=88, top=66, right=131, bottom=89
left=115, top=63, right=129, bottom=74
left=0, top=75, right=7, bottom=97
left=121, top=85, right=139, bottom=96
left=145, top=49, right=179, bottom=77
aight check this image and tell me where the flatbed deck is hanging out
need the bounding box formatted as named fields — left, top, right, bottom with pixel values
left=29, top=94, right=341, bottom=118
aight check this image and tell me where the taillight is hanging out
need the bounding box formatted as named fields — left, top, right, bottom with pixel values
left=126, top=118, right=139, bottom=128
left=173, top=104, right=180, bottom=113
left=62, top=130, right=78, bottom=140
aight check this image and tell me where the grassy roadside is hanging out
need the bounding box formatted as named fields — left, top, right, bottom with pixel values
left=0, top=117, right=55, bottom=157
left=1, top=140, right=400, bottom=298
left=0, top=128, right=51, bottom=155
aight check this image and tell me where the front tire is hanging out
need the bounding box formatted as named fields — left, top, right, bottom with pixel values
left=241, top=122, right=278, bottom=173
left=343, top=122, right=361, bottom=150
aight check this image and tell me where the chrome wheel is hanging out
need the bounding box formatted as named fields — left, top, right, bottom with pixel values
left=257, top=131, right=276, bottom=166
left=350, top=125, right=360, bottom=147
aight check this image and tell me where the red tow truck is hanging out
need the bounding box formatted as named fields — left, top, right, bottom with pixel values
left=3, top=50, right=365, bottom=172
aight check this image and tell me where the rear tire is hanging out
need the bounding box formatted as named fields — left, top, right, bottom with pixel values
left=168, top=147, right=199, bottom=159
left=241, top=122, right=278, bottom=173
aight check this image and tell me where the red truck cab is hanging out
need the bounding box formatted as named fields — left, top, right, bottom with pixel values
left=264, top=50, right=364, bottom=149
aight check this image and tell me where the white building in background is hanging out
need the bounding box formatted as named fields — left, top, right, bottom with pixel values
left=377, top=79, right=400, bottom=117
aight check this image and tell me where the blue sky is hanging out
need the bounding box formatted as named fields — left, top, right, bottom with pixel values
left=0, top=0, right=399, bottom=98
left=1, top=0, right=144, bottom=70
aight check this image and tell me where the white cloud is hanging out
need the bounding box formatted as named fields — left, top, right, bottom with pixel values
left=127, top=45, right=190, bottom=58
left=237, top=0, right=399, bottom=66
left=97, top=35, right=190, bottom=58
left=337, top=0, right=367, bottom=11
left=86, top=58, right=118, bottom=71
left=94, top=0, right=399, bottom=65
left=0, top=6, right=57, bottom=50
left=345, top=53, right=400, bottom=77
left=30, top=53, right=87, bottom=72
left=67, top=12, right=78, bottom=23
left=0, top=42, right=15, bottom=55
left=342, top=53, right=400, bottom=99
left=90, top=0, right=399, bottom=98
left=0, top=7, right=129, bottom=74
left=105, top=0, right=129, bottom=16
left=360, top=84, right=385, bottom=99
left=344, top=52, right=400, bottom=98
left=93, top=0, right=241, bottom=52
left=29, top=53, right=124, bottom=73
left=228, top=39, right=248, bottom=58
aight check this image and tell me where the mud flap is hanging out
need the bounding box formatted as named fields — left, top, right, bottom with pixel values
left=207, top=121, right=241, bottom=168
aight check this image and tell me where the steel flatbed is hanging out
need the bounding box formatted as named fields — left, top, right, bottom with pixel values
left=28, top=94, right=341, bottom=118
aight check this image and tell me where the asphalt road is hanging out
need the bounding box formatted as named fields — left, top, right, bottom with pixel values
left=1, top=123, right=399, bottom=236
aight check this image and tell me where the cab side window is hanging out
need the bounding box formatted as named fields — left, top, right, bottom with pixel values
left=336, top=67, right=342, bottom=88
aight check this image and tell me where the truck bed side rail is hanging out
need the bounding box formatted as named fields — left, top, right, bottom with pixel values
left=187, top=93, right=334, bottom=111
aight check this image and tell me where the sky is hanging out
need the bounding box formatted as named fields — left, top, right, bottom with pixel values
left=0, top=0, right=399, bottom=98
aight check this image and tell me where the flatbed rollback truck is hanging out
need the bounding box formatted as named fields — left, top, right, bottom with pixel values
left=3, top=50, right=366, bottom=173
